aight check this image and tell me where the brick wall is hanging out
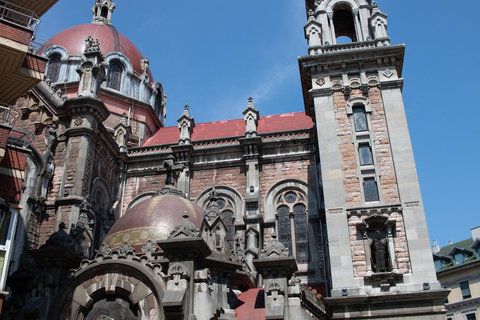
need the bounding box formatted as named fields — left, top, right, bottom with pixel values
left=259, top=159, right=316, bottom=214
left=190, top=166, right=247, bottom=201
left=0, top=126, right=10, bottom=149
left=0, top=21, right=32, bottom=45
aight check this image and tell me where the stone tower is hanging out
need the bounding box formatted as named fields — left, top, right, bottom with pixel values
left=299, top=0, right=448, bottom=318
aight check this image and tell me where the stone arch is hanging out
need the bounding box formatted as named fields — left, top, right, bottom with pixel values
left=196, top=185, right=245, bottom=223
left=346, top=96, right=372, bottom=114
left=325, top=0, right=360, bottom=12
left=49, top=259, right=166, bottom=320
left=264, top=179, right=318, bottom=223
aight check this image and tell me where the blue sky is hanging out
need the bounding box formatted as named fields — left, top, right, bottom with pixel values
left=37, top=0, right=480, bottom=247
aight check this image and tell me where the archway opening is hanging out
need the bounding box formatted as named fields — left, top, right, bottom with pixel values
left=333, top=7, right=357, bottom=42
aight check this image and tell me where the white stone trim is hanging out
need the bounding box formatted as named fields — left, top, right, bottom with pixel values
left=195, top=185, right=245, bottom=224
left=263, top=179, right=318, bottom=223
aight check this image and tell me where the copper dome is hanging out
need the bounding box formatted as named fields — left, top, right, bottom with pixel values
left=47, top=23, right=153, bottom=80
left=104, top=186, right=204, bottom=251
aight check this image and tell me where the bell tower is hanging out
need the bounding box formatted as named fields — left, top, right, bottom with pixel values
left=92, top=0, right=115, bottom=26
left=300, top=0, right=448, bottom=319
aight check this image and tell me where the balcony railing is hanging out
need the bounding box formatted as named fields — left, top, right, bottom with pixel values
left=0, top=105, right=19, bottom=127
left=8, top=128, right=34, bottom=148
left=309, top=40, right=378, bottom=55
left=0, top=1, right=40, bottom=35
left=28, top=37, right=52, bottom=55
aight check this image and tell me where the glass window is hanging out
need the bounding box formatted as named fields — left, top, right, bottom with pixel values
left=220, top=209, right=234, bottom=250
left=0, top=211, right=12, bottom=246
left=353, top=107, right=368, bottom=132
left=454, top=253, right=465, bottom=265
left=359, top=143, right=373, bottom=166
left=364, top=178, right=379, bottom=202
left=466, top=314, right=476, bottom=320
left=277, top=205, right=292, bottom=254
left=276, top=191, right=309, bottom=263
left=460, top=281, right=471, bottom=299
left=434, top=259, right=443, bottom=271
left=475, top=246, right=480, bottom=258
left=108, top=61, right=123, bottom=91
left=46, top=54, right=62, bottom=83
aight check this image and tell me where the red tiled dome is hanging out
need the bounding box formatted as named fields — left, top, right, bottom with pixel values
left=47, top=23, right=153, bottom=80
left=104, top=186, right=204, bottom=251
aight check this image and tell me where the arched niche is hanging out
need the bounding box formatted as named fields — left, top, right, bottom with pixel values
left=196, top=186, right=245, bottom=224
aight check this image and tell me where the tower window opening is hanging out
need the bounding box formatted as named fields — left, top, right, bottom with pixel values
left=333, top=8, right=357, bottom=43
left=101, top=7, right=108, bottom=18
left=46, top=54, right=62, bottom=83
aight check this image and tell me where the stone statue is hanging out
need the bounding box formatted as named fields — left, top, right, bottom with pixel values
left=371, top=230, right=389, bottom=273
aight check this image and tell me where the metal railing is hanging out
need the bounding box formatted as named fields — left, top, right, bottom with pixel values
left=0, top=105, right=19, bottom=127
left=28, top=37, right=52, bottom=55
left=8, top=128, right=34, bottom=148
left=0, top=1, right=40, bottom=35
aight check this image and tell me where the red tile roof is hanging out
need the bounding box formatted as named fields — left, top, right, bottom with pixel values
left=142, top=112, right=313, bottom=146
left=234, top=289, right=265, bottom=320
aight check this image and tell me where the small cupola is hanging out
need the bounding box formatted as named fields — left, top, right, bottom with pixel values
left=92, top=0, right=116, bottom=26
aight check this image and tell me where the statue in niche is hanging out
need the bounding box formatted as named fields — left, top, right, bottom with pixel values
left=371, top=230, right=389, bottom=273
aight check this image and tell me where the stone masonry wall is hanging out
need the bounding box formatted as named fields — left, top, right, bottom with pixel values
left=348, top=211, right=410, bottom=277
left=334, top=88, right=400, bottom=207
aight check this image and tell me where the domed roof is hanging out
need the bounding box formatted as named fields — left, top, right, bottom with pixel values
left=47, top=23, right=153, bottom=80
left=103, top=186, right=204, bottom=250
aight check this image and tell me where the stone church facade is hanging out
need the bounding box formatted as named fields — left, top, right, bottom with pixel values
left=0, top=0, right=448, bottom=319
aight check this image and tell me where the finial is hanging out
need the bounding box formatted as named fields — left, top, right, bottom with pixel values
left=271, top=232, right=278, bottom=241
left=59, top=222, right=67, bottom=230
left=248, top=97, right=254, bottom=105
left=184, top=104, right=190, bottom=111
left=183, top=211, right=190, bottom=219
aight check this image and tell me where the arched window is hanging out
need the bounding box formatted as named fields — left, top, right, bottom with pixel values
left=101, top=6, right=108, bottom=18
left=276, top=190, right=309, bottom=263
left=353, top=106, right=368, bottom=132
left=89, top=181, right=111, bottom=254
left=333, top=6, right=357, bottom=42
left=46, top=54, right=62, bottom=83
left=216, top=197, right=235, bottom=250
left=108, top=61, right=123, bottom=91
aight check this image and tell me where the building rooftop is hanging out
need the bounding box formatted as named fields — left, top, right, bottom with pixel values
left=143, top=111, right=314, bottom=146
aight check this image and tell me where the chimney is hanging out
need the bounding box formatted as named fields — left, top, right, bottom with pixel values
left=432, top=239, right=440, bottom=253
left=471, top=226, right=480, bottom=240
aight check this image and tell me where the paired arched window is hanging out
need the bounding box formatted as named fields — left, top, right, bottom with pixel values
left=276, top=190, right=309, bottom=263
left=46, top=54, right=62, bottom=82
left=107, top=61, right=123, bottom=91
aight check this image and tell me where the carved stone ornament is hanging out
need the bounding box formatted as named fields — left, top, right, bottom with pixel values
left=98, top=243, right=112, bottom=256
left=141, top=239, right=158, bottom=254
left=74, top=117, right=84, bottom=126
left=119, top=242, right=135, bottom=254
left=316, top=77, right=325, bottom=86
left=383, top=69, right=393, bottom=78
